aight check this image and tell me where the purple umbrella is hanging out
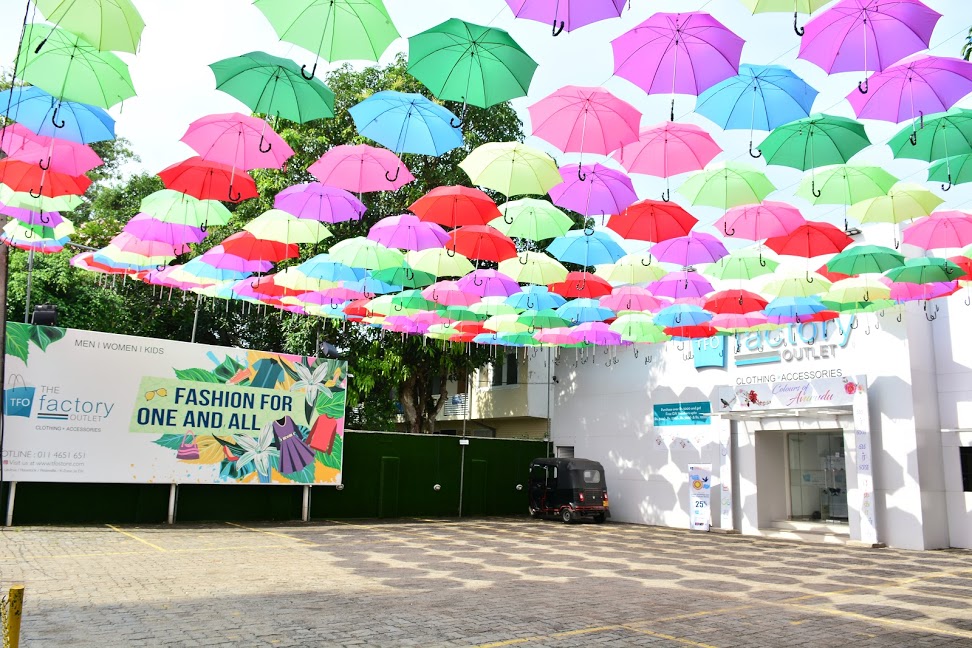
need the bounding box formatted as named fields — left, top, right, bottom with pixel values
left=199, top=245, right=274, bottom=273
left=457, top=270, right=522, bottom=298
left=367, top=214, right=449, bottom=251
left=0, top=204, right=65, bottom=227
left=123, top=212, right=207, bottom=245
left=886, top=279, right=958, bottom=302
left=648, top=271, right=714, bottom=299
left=548, top=164, right=638, bottom=218
left=569, top=321, right=624, bottom=346
left=611, top=12, right=744, bottom=121
left=505, top=0, right=626, bottom=35
left=650, top=232, right=729, bottom=267
left=274, top=182, right=366, bottom=223
left=799, top=0, right=941, bottom=94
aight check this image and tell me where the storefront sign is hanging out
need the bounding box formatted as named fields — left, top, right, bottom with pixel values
left=693, top=336, right=726, bottom=370
left=688, top=463, right=712, bottom=531
left=713, top=376, right=864, bottom=413
left=654, top=402, right=712, bottom=426
left=734, top=315, right=856, bottom=367
left=2, top=324, right=347, bottom=486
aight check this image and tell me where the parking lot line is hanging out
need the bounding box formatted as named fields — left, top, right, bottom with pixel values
left=224, top=521, right=317, bottom=544
left=104, top=524, right=167, bottom=552
left=620, top=625, right=719, bottom=648
left=473, top=624, right=621, bottom=647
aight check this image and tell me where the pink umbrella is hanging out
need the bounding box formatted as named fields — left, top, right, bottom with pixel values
left=903, top=211, right=972, bottom=250
left=648, top=271, right=714, bottom=299
left=798, top=0, right=941, bottom=94
left=181, top=113, right=293, bottom=171
left=457, top=269, right=522, bottom=298
left=198, top=246, right=274, bottom=273
left=528, top=86, right=641, bottom=179
left=109, top=232, right=191, bottom=257
left=611, top=122, right=721, bottom=200
left=711, top=312, right=769, bottom=332
left=884, top=279, right=959, bottom=302
left=548, top=163, right=637, bottom=218
left=384, top=315, right=429, bottom=335
left=569, top=321, right=624, bottom=346
left=534, top=327, right=576, bottom=345
left=367, top=214, right=449, bottom=251
left=651, top=232, right=729, bottom=267
left=0, top=123, right=103, bottom=175
left=123, top=212, right=206, bottom=246
left=0, top=204, right=65, bottom=227
left=274, top=182, right=366, bottom=223
left=505, top=0, right=626, bottom=35
left=423, top=280, right=481, bottom=307
left=308, top=144, right=414, bottom=193
left=611, top=12, right=744, bottom=121
left=716, top=201, right=806, bottom=240
left=412, top=311, right=451, bottom=327
left=600, top=286, right=669, bottom=312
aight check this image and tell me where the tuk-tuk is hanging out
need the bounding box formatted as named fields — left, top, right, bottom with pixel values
left=528, top=457, right=610, bottom=523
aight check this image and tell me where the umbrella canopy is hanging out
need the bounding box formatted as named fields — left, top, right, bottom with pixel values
left=887, top=279, right=958, bottom=301
left=610, top=122, right=721, bottom=182
left=243, top=209, right=332, bottom=244
left=648, top=271, right=714, bottom=299
left=765, top=221, right=853, bottom=257
left=655, top=303, right=714, bottom=328
left=704, top=290, right=769, bottom=315
left=611, top=12, right=744, bottom=120
left=274, top=183, right=365, bottom=223
left=711, top=312, right=770, bottom=332
left=507, top=286, right=566, bottom=311
left=34, top=0, right=145, bottom=53
left=847, top=182, right=943, bottom=225
left=796, top=165, right=897, bottom=204
left=556, top=298, right=615, bottom=324
left=368, top=214, right=449, bottom=251
left=329, top=237, right=405, bottom=271
left=928, top=154, right=972, bottom=190
left=652, top=232, right=729, bottom=267
left=406, top=248, right=475, bottom=278
left=371, top=265, right=436, bottom=288
left=761, top=271, right=832, bottom=297
left=548, top=164, right=638, bottom=217
left=209, top=51, right=336, bottom=123
left=885, top=257, right=963, bottom=284
left=198, top=246, right=273, bottom=273
left=0, top=86, right=114, bottom=144
left=704, top=248, right=780, bottom=281
left=823, top=277, right=892, bottom=304
left=447, top=226, right=517, bottom=262
left=16, top=24, right=136, bottom=109
left=609, top=313, right=669, bottom=343
left=498, top=251, right=568, bottom=285
left=295, top=254, right=366, bottom=283
left=679, top=163, right=776, bottom=209
left=764, top=296, right=827, bottom=323
left=0, top=204, right=64, bottom=228
left=309, top=144, right=413, bottom=193
left=407, top=19, right=537, bottom=111
left=607, top=199, right=697, bottom=242
left=903, top=211, right=972, bottom=250
left=595, top=253, right=667, bottom=284
left=459, top=142, right=561, bottom=197
left=739, top=0, right=831, bottom=31
left=717, top=201, right=805, bottom=240
left=457, top=269, right=521, bottom=298
left=349, top=91, right=463, bottom=156
left=123, top=213, right=206, bottom=246
left=0, top=123, right=103, bottom=176
left=569, top=322, right=623, bottom=346
left=140, top=189, right=232, bottom=228
left=0, top=159, right=91, bottom=197
left=0, top=185, right=80, bottom=212
left=410, top=186, right=499, bottom=228
left=601, top=286, right=668, bottom=313
left=181, top=113, right=294, bottom=171
left=492, top=199, right=573, bottom=241
left=517, top=309, right=570, bottom=330
left=505, top=0, right=626, bottom=34
left=220, top=231, right=299, bottom=262
left=827, top=244, right=905, bottom=275
left=548, top=271, right=614, bottom=299
left=158, top=156, right=258, bottom=203
left=888, top=109, right=972, bottom=183
left=759, top=115, right=871, bottom=170
left=547, top=230, right=627, bottom=267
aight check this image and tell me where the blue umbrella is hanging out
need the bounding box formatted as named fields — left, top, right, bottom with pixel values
left=695, top=64, right=818, bottom=158
left=183, top=258, right=251, bottom=282
left=763, top=296, right=826, bottom=323
left=506, top=285, right=567, bottom=311
left=349, top=91, right=464, bottom=156
left=347, top=276, right=402, bottom=295
left=547, top=230, right=626, bottom=268
left=0, top=86, right=115, bottom=144
left=556, top=298, right=614, bottom=324
left=297, top=254, right=367, bottom=283
left=654, top=304, right=714, bottom=328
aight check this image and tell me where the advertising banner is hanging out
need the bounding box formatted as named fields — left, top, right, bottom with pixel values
left=713, top=376, right=865, bottom=413
left=652, top=401, right=715, bottom=451
left=688, top=463, right=712, bottom=531
left=1, top=324, right=347, bottom=486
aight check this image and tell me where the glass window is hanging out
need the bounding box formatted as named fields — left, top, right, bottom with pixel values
left=961, top=447, right=972, bottom=492
left=491, top=359, right=503, bottom=386
left=505, top=353, right=518, bottom=385
left=583, top=470, right=602, bottom=484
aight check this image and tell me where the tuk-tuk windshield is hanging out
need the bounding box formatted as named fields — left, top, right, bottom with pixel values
left=582, top=469, right=601, bottom=484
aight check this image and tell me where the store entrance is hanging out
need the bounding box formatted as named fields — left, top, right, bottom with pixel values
left=786, top=431, right=847, bottom=523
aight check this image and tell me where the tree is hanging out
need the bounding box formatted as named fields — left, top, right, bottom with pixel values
left=964, top=27, right=972, bottom=61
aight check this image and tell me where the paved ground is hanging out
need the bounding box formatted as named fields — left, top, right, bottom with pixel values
left=1, top=518, right=971, bottom=647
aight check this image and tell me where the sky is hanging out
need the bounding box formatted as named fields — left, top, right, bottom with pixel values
left=2, top=0, right=972, bottom=243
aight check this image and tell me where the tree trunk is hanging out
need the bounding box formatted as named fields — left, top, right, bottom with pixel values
left=398, top=375, right=421, bottom=435
left=422, top=372, right=449, bottom=435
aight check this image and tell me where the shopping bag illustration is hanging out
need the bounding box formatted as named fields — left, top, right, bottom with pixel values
left=4, top=374, right=35, bottom=418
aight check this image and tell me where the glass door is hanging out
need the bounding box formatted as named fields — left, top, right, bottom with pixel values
left=787, top=431, right=847, bottom=523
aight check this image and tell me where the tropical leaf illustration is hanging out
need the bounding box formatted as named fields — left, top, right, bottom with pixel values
left=6, top=324, right=30, bottom=364
left=316, top=434, right=344, bottom=471
left=153, top=434, right=184, bottom=450
left=212, top=355, right=246, bottom=383
left=316, top=390, right=347, bottom=420
left=174, top=367, right=222, bottom=383
left=29, top=325, right=66, bottom=352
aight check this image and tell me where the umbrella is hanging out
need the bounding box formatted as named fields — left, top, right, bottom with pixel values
left=796, top=165, right=897, bottom=204
left=847, top=182, right=943, bottom=226
left=547, top=230, right=627, bottom=267
left=651, top=232, right=729, bottom=267
left=606, top=199, right=697, bottom=242
left=889, top=109, right=972, bottom=190
left=648, top=271, right=714, bottom=300
left=209, top=51, right=336, bottom=123
left=764, top=296, right=827, bottom=323
left=506, top=286, right=565, bottom=311
left=483, top=314, right=530, bottom=334
left=158, top=157, right=258, bottom=203
left=704, top=290, right=769, bottom=315
left=679, top=163, right=776, bottom=209
left=371, top=265, right=436, bottom=288
left=109, top=232, right=190, bottom=258
left=609, top=313, right=669, bottom=343
left=498, top=251, right=568, bottom=285
left=327, top=237, right=404, bottom=271
left=885, top=257, right=963, bottom=284
left=123, top=213, right=206, bottom=247
left=528, top=86, right=641, bottom=179
left=823, top=277, right=892, bottom=303
left=595, top=253, right=667, bottom=285
left=695, top=64, right=818, bottom=157
left=0, top=86, right=114, bottom=144
left=407, top=19, right=537, bottom=122
left=761, top=271, right=831, bottom=297
left=705, top=248, right=780, bottom=280
left=827, top=244, right=905, bottom=275
left=505, top=0, right=626, bottom=35
left=548, top=164, right=637, bottom=218
left=0, top=204, right=64, bottom=228
left=765, top=221, right=853, bottom=258
left=492, top=199, right=573, bottom=241
left=929, top=154, right=972, bottom=190
left=655, top=304, right=713, bottom=327
left=759, top=115, right=871, bottom=176
left=274, top=183, right=366, bottom=223
left=457, top=270, right=521, bottom=298
left=406, top=248, right=475, bottom=278
left=533, top=327, right=580, bottom=345
left=181, top=113, right=294, bottom=171
left=447, top=226, right=517, bottom=262
left=798, top=0, right=941, bottom=92
left=243, top=209, right=332, bottom=244
left=610, top=122, right=721, bottom=200
left=253, top=0, right=399, bottom=79
left=349, top=91, right=463, bottom=156
left=0, top=123, right=103, bottom=175
left=140, top=189, right=232, bottom=228
left=34, top=0, right=145, bottom=53
left=220, top=231, right=299, bottom=262
left=569, top=322, right=623, bottom=346
left=611, top=12, right=744, bottom=120
left=15, top=24, right=136, bottom=109
left=368, top=214, right=449, bottom=251
left=460, top=142, right=561, bottom=197
left=309, top=144, right=413, bottom=192
left=556, top=298, right=614, bottom=324
left=717, top=201, right=805, bottom=240
left=903, top=211, right=972, bottom=250
left=199, top=246, right=273, bottom=273
left=0, top=185, right=80, bottom=212
left=887, top=280, right=958, bottom=303
left=294, top=255, right=366, bottom=283
left=517, top=309, right=570, bottom=330
left=470, top=297, right=521, bottom=318
left=410, top=186, right=499, bottom=228
left=664, top=323, right=720, bottom=340
left=739, top=0, right=831, bottom=36
left=0, top=159, right=91, bottom=197
left=711, top=312, right=770, bottom=332
left=548, top=271, right=614, bottom=299
left=601, top=286, right=668, bottom=313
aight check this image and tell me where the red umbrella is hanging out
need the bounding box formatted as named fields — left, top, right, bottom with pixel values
left=816, top=263, right=851, bottom=283
left=704, top=290, right=768, bottom=315
left=0, top=159, right=91, bottom=197
left=606, top=199, right=697, bottom=242
left=219, top=231, right=299, bottom=262
left=344, top=299, right=375, bottom=318
left=806, top=310, right=840, bottom=323
left=447, top=226, right=517, bottom=262
left=765, top=222, right=853, bottom=258
left=664, top=323, right=719, bottom=339
left=947, top=256, right=972, bottom=280
left=409, top=186, right=500, bottom=228
left=548, top=271, right=613, bottom=298
left=158, top=156, right=258, bottom=203
left=249, top=275, right=308, bottom=299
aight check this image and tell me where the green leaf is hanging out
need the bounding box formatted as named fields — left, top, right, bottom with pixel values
left=28, top=325, right=66, bottom=352
left=212, top=355, right=245, bottom=383
left=251, top=358, right=284, bottom=389
left=282, top=459, right=317, bottom=484
left=316, top=433, right=343, bottom=471
left=174, top=367, right=222, bottom=383
left=153, top=434, right=184, bottom=450
left=315, top=390, right=346, bottom=420
left=6, top=323, right=30, bottom=364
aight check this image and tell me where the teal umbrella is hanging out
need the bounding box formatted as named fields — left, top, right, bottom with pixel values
left=759, top=114, right=871, bottom=171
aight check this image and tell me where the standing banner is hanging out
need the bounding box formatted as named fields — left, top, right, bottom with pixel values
left=1, top=324, right=347, bottom=486
left=688, top=463, right=712, bottom=531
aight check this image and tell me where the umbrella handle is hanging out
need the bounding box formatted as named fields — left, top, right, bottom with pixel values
left=850, top=318, right=859, bottom=329
left=806, top=335, right=815, bottom=345
left=640, top=257, right=651, bottom=266
left=449, top=100, right=468, bottom=129
left=251, top=279, right=260, bottom=289
left=552, top=20, right=565, bottom=36
left=39, top=213, right=50, bottom=224
left=894, top=237, right=899, bottom=249
left=759, top=253, right=767, bottom=267
left=645, top=355, right=652, bottom=365
left=385, top=167, right=401, bottom=183
left=919, top=111, right=924, bottom=129
left=34, top=37, right=49, bottom=54
left=50, top=105, right=66, bottom=129
left=676, top=341, right=685, bottom=352
left=156, top=264, right=166, bottom=272
left=748, top=141, right=762, bottom=158
left=228, top=186, right=242, bottom=202
left=38, top=157, right=50, bottom=171
left=793, top=12, right=805, bottom=36
left=404, top=266, right=414, bottom=280
left=200, top=221, right=208, bottom=233
left=577, top=164, right=587, bottom=182
left=518, top=252, right=529, bottom=265
left=473, top=274, right=484, bottom=286
left=806, top=270, right=813, bottom=283
left=863, top=290, right=869, bottom=302
left=503, top=212, right=514, bottom=225
left=897, top=312, right=902, bottom=322
left=28, top=187, right=41, bottom=199
left=724, top=222, right=735, bottom=236
left=857, top=79, right=868, bottom=95
left=966, top=292, right=971, bottom=307
left=925, top=309, right=937, bottom=322
left=811, top=179, right=821, bottom=198
left=661, top=188, right=670, bottom=202
left=258, top=135, right=272, bottom=154
left=909, top=130, right=917, bottom=146
left=446, top=246, right=456, bottom=257
left=942, top=174, right=952, bottom=192
left=584, top=221, right=595, bottom=236
left=675, top=312, right=682, bottom=325
left=526, top=297, right=534, bottom=309
left=301, top=62, right=318, bottom=80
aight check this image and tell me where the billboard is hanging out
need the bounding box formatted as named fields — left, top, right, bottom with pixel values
left=1, top=323, right=347, bottom=486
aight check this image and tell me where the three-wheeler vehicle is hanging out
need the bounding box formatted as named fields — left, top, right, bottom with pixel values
left=528, top=457, right=610, bottom=523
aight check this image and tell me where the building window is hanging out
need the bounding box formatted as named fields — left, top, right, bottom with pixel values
left=457, top=371, right=468, bottom=394
left=961, top=447, right=972, bottom=492
left=505, top=353, right=518, bottom=385
left=557, top=446, right=574, bottom=458
left=491, top=360, right=504, bottom=386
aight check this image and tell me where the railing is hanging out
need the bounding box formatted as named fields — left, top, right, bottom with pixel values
left=440, top=393, right=469, bottom=418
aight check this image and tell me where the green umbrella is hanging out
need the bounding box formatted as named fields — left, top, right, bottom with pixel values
left=3, top=219, right=75, bottom=241
left=391, top=289, right=436, bottom=311
left=140, top=190, right=231, bottom=228
left=739, top=0, right=830, bottom=36
left=243, top=209, right=332, bottom=243
left=678, top=163, right=776, bottom=209
left=595, top=253, right=665, bottom=284
left=822, top=277, right=891, bottom=304
left=491, top=198, right=573, bottom=241
left=609, top=314, right=668, bottom=343
left=826, top=245, right=905, bottom=276
left=371, top=265, right=436, bottom=288
left=889, top=108, right=972, bottom=176
left=407, top=19, right=537, bottom=121
left=759, top=114, right=870, bottom=172
left=0, top=185, right=81, bottom=212
left=761, top=271, right=831, bottom=297
left=253, top=0, right=399, bottom=79
left=928, top=153, right=972, bottom=192
left=406, top=248, right=475, bottom=278
left=459, top=143, right=561, bottom=197
left=885, top=257, right=962, bottom=284
left=209, top=52, right=336, bottom=123
left=847, top=182, right=943, bottom=225
left=484, top=314, right=530, bottom=333
left=441, top=305, right=486, bottom=321
left=497, top=251, right=568, bottom=285
left=821, top=299, right=894, bottom=314
left=796, top=165, right=897, bottom=205
left=369, top=295, right=421, bottom=316
left=16, top=24, right=135, bottom=109
left=703, top=248, right=779, bottom=281
left=517, top=309, right=570, bottom=329
left=34, top=0, right=145, bottom=53
left=328, top=237, right=405, bottom=270
left=470, top=297, right=520, bottom=318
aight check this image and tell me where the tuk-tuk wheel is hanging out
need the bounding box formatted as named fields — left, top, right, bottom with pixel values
left=528, top=506, right=541, bottom=519
left=560, top=507, right=574, bottom=524
left=593, top=513, right=606, bottom=524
